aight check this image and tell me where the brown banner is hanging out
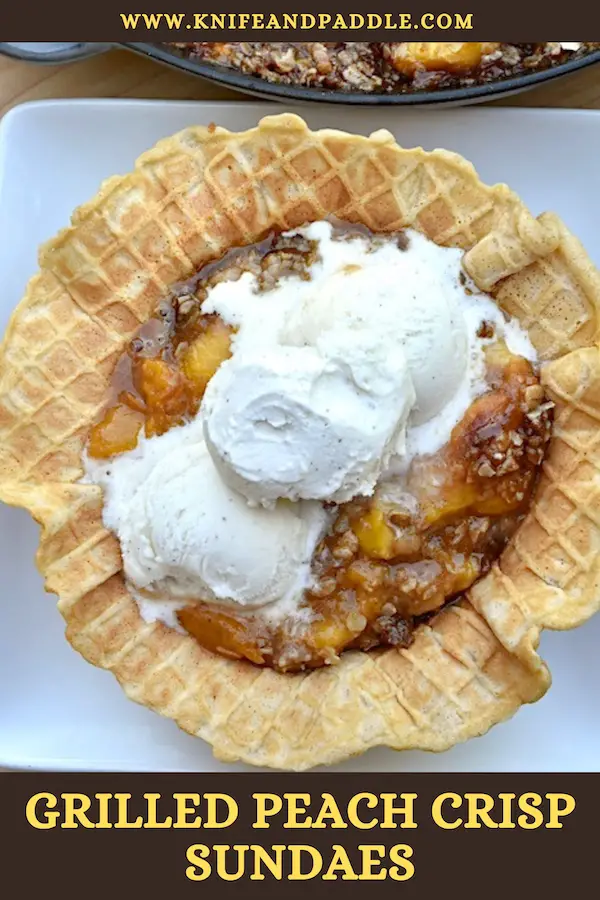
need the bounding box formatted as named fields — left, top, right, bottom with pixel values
left=0, top=1, right=599, bottom=40
left=1, top=773, right=596, bottom=897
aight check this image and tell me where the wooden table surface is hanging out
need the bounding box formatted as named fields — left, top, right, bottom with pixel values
left=1, top=48, right=600, bottom=116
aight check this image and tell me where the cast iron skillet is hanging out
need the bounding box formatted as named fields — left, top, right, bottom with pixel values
left=2, top=41, right=600, bottom=106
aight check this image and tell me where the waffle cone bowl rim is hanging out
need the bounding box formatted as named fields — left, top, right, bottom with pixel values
left=1, top=112, right=600, bottom=770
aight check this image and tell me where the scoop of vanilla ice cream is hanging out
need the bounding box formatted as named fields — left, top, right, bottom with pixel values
left=84, top=416, right=328, bottom=615
left=202, top=343, right=415, bottom=506
left=201, top=224, right=476, bottom=506
left=282, top=238, right=468, bottom=425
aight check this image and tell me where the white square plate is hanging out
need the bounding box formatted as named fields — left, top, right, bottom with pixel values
left=1, top=99, right=599, bottom=772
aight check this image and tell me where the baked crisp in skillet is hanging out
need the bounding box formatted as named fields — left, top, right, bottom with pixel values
left=167, top=42, right=599, bottom=94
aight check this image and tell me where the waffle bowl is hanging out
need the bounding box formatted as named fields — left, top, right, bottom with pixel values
left=1, top=112, right=600, bottom=770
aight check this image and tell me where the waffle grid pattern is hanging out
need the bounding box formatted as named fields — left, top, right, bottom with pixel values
left=65, top=583, right=545, bottom=769
left=1, top=113, right=599, bottom=769
left=471, top=347, right=600, bottom=662
left=496, top=241, right=600, bottom=360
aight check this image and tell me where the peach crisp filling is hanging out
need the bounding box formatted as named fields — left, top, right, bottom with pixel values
left=87, top=231, right=552, bottom=672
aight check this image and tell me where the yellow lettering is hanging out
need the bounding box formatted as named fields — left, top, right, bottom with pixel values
left=465, top=793, right=498, bottom=829
left=318, top=14, right=332, bottom=28
left=347, top=793, right=378, bottom=830
left=367, top=14, right=383, bottom=28
left=546, top=794, right=576, bottom=829
left=498, top=793, right=516, bottom=829
left=120, top=13, right=140, bottom=28
left=214, top=845, right=248, bottom=881
left=432, top=793, right=462, bottom=829
left=144, top=793, right=172, bottom=829
left=250, top=845, right=285, bottom=880
left=95, top=793, right=113, bottom=829
left=358, top=845, right=386, bottom=880
left=518, top=793, right=544, bottom=829
left=114, top=793, right=142, bottom=828
left=25, top=792, right=60, bottom=829
left=380, top=793, right=417, bottom=829
left=205, top=793, right=238, bottom=829
left=284, top=793, right=312, bottom=828
left=253, top=793, right=283, bottom=828
left=62, top=793, right=94, bottom=829
left=422, top=13, right=434, bottom=29
left=323, top=844, right=359, bottom=881
left=389, top=844, right=415, bottom=881
left=164, top=13, right=184, bottom=28
left=289, top=846, right=322, bottom=880
left=437, top=13, right=453, bottom=29
left=313, top=793, right=348, bottom=829
left=142, top=13, right=162, bottom=28
left=398, top=13, right=412, bottom=28
left=173, top=793, right=201, bottom=828
left=456, top=13, right=473, bottom=29
left=186, top=844, right=211, bottom=881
